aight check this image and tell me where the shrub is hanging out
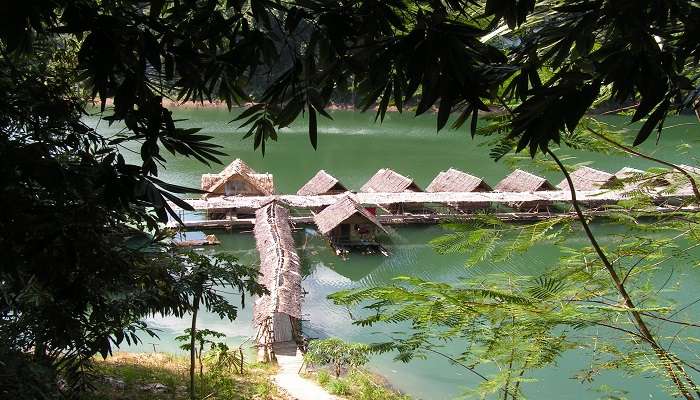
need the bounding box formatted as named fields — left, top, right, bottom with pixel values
left=304, top=338, right=370, bottom=377
left=328, top=379, right=351, bottom=395
left=317, top=370, right=331, bottom=386
left=254, top=381, right=274, bottom=397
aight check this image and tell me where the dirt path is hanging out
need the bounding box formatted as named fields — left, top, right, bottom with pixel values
left=272, top=342, right=338, bottom=400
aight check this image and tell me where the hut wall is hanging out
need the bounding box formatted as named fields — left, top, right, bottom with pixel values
left=207, top=175, right=266, bottom=196
left=329, top=214, right=380, bottom=243
left=272, top=312, right=294, bottom=342
left=324, top=185, right=347, bottom=195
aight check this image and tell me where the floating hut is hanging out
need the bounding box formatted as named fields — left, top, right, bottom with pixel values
left=557, top=166, right=617, bottom=191
left=201, top=159, right=274, bottom=199
left=253, top=202, right=303, bottom=362
left=361, top=168, right=422, bottom=213
left=614, top=167, right=645, bottom=180
left=297, top=170, right=348, bottom=196
left=614, top=167, right=671, bottom=193
left=313, top=195, right=387, bottom=255
left=495, top=169, right=557, bottom=211
left=426, top=168, right=492, bottom=212
left=201, top=159, right=274, bottom=218
left=679, top=164, right=700, bottom=175
left=670, top=165, right=700, bottom=200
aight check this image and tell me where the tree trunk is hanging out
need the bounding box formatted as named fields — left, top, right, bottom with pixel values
left=189, top=292, right=201, bottom=400
left=199, top=343, right=204, bottom=378
left=239, top=347, right=245, bottom=375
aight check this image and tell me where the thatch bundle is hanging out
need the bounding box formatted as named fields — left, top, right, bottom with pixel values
left=297, top=170, right=347, bottom=196
left=614, top=167, right=673, bottom=191
left=557, top=166, right=616, bottom=191
left=200, top=174, right=221, bottom=191
left=495, top=169, right=555, bottom=192
left=426, top=168, right=491, bottom=192
left=360, top=168, right=421, bottom=193
left=670, top=165, right=700, bottom=196
left=679, top=164, right=700, bottom=175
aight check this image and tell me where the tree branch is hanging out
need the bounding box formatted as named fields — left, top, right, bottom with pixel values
left=547, top=148, right=698, bottom=400
left=586, top=127, right=700, bottom=202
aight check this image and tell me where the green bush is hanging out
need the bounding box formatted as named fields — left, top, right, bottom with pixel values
left=254, top=381, right=274, bottom=397
left=358, top=377, right=379, bottom=400
left=304, top=338, right=370, bottom=377
left=328, top=379, right=351, bottom=395
left=317, top=370, right=331, bottom=386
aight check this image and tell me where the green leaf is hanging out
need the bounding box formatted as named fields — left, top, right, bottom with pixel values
left=308, top=105, right=318, bottom=149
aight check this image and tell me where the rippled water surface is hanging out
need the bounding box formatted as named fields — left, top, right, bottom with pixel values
left=87, top=109, right=700, bottom=399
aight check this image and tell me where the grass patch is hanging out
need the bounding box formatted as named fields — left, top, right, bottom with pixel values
left=308, top=368, right=410, bottom=400
left=81, top=352, right=287, bottom=400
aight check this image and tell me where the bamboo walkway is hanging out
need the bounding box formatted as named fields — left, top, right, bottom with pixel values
left=167, top=189, right=697, bottom=230
left=171, top=189, right=646, bottom=210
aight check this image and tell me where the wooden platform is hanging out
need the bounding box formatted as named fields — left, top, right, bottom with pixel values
left=172, top=234, right=221, bottom=246
left=168, top=189, right=695, bottom=212
left=168, top=206, right=699, bottom=231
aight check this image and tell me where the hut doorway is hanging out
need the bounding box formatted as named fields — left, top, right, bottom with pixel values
left=273, top=312, right=294, bottom=342
left=339, top=224, right=351, bottom=241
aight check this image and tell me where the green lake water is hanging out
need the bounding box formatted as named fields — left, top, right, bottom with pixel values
left=87, top=109, right=700, bottom=399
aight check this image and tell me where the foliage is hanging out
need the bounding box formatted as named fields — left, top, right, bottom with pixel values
left=304, top=338, right=371, bottom=377
left=205, top=342, right=246, bottom=375
left=85, top=352, right=285, bottom=400
left=174, top=252, right=267, bottom=321
left=170, top=252, right=265, bottom=399
left=430, top=214, right=573, bottom=266
left=328, top=379, right=352, bottom=395
left=6, top=1, right=694, bottom=158
left=3, top=0, right=700, bottom=399
left=1, top=3, right=248, bottom=397
left=0, top=347, right=59, bottom=400
left=331, top=202, right=700, bottom=398
left=311, top=368, right=411, bottom=400
left=317, top=370, right=331, bottom=386
left=176, top=329, right=225, bottom=353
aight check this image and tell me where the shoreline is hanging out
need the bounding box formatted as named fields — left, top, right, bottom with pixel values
left=92, top=98, right=371, bottom=111
left=89, top=98, right=500, bottom=114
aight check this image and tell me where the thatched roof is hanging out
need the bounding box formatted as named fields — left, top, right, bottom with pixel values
left=679, top=164, right=700, bottom=175
left=672, top=165, right=700, bottom=195
left=202, top=159, right=274, bottom=199
left=614, top=167, right=672, bottom=189
left=313, top=195, right=387, bottom=235
left=425, top=168, right=491, bottom=192
left=297, top=170, right=347, bottom=196
left=614, top=167, right=644, bottom=179
left=495, top=169, right=556, bottom=192
left=253, top=202, right=302, bottom=326
left=360, top=168, right=421, bottom=193
left=557, top=166, right=616, bottom=191
left=171, top=188, right=697, bottom=212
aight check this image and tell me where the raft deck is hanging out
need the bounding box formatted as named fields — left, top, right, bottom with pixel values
left=167, top=190, right=697, bottom=230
